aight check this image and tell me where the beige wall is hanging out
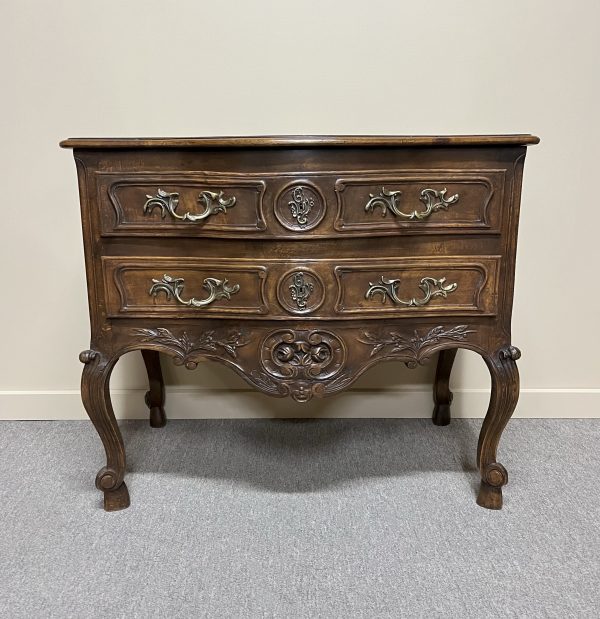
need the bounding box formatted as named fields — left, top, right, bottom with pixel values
left=1, top=0, right=599, bottom=419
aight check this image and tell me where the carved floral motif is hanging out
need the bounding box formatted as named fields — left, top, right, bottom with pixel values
left=261, top=329, right=346, bottom=380
left=132, top=327, right=248, bottom=368
left=359, top=325, right=474, bottom=367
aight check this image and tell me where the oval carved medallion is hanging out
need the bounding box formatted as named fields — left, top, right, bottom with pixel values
left=277, top=269, right=325, bottom=315
left=274, top=182, right=326, bottom=231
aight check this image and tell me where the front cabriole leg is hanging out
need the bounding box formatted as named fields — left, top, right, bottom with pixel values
left=79, top=349, right=130, bottom=511
left=476, top=345, right=521, bottom=509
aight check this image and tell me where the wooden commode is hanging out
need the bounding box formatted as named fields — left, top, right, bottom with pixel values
left=61, top=134, right=539, bottom=511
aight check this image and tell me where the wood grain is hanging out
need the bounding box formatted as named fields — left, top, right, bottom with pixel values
left=60, top=134, right=540, bottom=149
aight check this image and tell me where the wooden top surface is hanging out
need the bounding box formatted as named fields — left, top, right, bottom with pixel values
left=60, top=134, right=540, bottom=149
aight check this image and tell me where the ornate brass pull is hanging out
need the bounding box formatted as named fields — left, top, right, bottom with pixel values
left=365, top=276, right=458, bottom=307
left=365, top=187, right=459, bottom=220
left=144, top=188, right=236, bottom=222
left=149, top=274, right=240, bottom=308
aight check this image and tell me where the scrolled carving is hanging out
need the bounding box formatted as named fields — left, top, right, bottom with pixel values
left=95, top=466, right=123, bottom=492
left=149, top=274, right=240, bottom=308
left=365, top=187, right=459, bottom=220
left=365, top=276, right=458, bottom=307
left=144, top=188, right=236, bottom=222
left=132, top=327, right=249, bottom=369
left=79, top=349, right=98, bottom=364
left=481, top=462, right=508, bottom=488
left=248, top=371, right=352, bottom=403
left=261, top=329, right=345, bottom=381
left=359, top=325, right=474, bottom=367
left=500, top=345, right=521, bottom=361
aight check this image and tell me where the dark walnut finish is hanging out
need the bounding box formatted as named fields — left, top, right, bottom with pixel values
left=62, top=134, right=539, bottom=511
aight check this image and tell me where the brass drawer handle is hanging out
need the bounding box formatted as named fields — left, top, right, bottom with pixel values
left=365, top=187, right=459, bottom=220
left=149, top=274, right=240, bottom=307
left=144, top=188, right=236, bottom=222
left=365, top=276, right=457, bottom=307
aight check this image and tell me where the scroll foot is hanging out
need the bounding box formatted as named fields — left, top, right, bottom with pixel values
left=476, top=463, right=508, bottom=510
left=102, top=482, right=131, bottom=512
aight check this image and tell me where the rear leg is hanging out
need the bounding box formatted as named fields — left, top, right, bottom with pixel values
left=141, top=350, right=167, bottom=428
left=432, top=348, right=457, bottom=426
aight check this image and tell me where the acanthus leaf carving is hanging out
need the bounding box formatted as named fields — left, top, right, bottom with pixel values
left=359, top=325, right=474, bottom=367
left=132, top=327, right=249, bottom=368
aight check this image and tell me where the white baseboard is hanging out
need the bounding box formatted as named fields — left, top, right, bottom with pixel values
left=0, top=388, right=598, bottom=420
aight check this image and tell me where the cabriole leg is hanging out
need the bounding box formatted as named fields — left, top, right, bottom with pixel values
left=476, top=345, right=521, bottom=510
left=141, top=350, right=167, bottom=428
left=79, top=349, right=130, bottom=511
left=432, top=348, right=458, bottom=426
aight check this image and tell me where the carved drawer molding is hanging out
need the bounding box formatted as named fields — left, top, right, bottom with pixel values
left=102, top=258, right=268, bottom=317
left=334, top=256, right=500, bottom=317
left=97, top=173, right=267, bottom=235
left=334, top=171, right=506, bottom=234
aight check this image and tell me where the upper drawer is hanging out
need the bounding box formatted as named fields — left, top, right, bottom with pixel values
left=334, top=171, right=505, bottom=234
left=97, top=174, right=266, bottom=235
left=96, top=169, right=506, bottom=238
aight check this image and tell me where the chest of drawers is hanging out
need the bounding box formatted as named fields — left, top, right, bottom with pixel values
left=61, top=134, right=538, bottom=511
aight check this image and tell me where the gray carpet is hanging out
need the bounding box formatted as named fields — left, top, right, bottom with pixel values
left=0, top=418, right=599, bottom=618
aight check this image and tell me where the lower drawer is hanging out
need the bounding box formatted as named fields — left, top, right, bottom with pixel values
left=103, top=258, right=269, bottom=317
left=334, top=257, right=499, bottom=316
left=102, top=255, right=500, bottom=319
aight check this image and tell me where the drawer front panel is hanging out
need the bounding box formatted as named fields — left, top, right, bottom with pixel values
left=98, top=174, right=266, bottom=235
left=103, top=258, right=269, bottom=317
left=334, top=171, right=505, bottom=233
left=334, top=257, right=500, bottom=316
left=103, top=256, right=500, bottom=320
left=96, top=169, right=506, bottom=238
